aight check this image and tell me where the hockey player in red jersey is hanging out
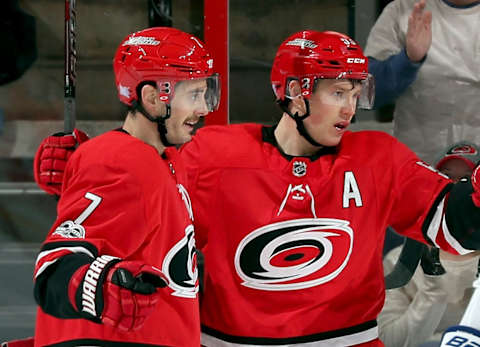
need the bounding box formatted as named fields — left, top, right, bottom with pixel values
left=34, top=30, right=480, bottom=346
left=181, top=30, right=480, bottom=346
left=32, top=27, right=219, bottom=347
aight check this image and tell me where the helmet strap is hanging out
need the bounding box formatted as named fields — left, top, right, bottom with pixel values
left=278, top=99, right=323, bottom=147
left=132, top=100, right=174, bottom=147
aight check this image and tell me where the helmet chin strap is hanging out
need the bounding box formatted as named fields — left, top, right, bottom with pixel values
left=132, top=100, right=174, bottom=147
left=279, top=98, right=323, bottom=147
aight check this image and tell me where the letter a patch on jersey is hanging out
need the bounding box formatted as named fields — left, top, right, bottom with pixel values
left=343, top=171, right=363, bottom=208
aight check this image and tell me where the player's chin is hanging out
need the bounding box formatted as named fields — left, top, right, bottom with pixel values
left=179, top=132, right=194, bottom=145
left=321, top=134, right=342, bottom=147
left=166, top=131, right=192, bottom=146
left=175, top=137, right=193, bottom=146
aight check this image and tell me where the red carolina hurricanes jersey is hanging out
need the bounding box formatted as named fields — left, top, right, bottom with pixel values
left=34, top=131, right=200, bottom=346
left=180, top=123, right=452, bottom=346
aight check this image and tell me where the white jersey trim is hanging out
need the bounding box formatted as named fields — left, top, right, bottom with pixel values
left=201, top=326, right=378, bottom=347
left=35, top=246, right=95, bottom=278
left=442, top=216, right=475, bottom=255
left=426, top=197, right=444, bottom=248
left=425, top=197, right=475, bottom=255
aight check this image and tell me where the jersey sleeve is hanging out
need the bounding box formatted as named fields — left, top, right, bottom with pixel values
left=388, top=139, right=451, bottom=246
left=388, top=138, right=480, bottom=254
left=33, top=149, right=151, bottom=318
left=368, top=52, right=422, bottom=108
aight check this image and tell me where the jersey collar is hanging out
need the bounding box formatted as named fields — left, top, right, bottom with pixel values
left=261, top=125, right=337, bottom=162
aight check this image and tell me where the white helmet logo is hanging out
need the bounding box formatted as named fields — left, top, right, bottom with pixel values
left=286, top=39, right=318, bottom=49
left=347, top=58, right=365, bottom=64
left=122, top=36, right=160, bottom=46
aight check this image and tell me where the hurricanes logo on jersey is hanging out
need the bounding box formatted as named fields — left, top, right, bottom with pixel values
left=162, top=224, right=199, bottom=298
left=162, top=184, right=198, bottom=298
left=234, top=218, right=353, bottom=291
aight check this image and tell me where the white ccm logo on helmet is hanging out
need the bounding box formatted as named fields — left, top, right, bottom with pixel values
left=234, top=218, right=354, bottom=291
left=347, top=58, right=365, bottom=64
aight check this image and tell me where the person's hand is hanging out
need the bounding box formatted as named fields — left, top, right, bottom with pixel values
left=33, top=128, right=89, bottom=195
left=70, top=256, right=168, bottom=332
left=405, top=0, right=432, bottom=62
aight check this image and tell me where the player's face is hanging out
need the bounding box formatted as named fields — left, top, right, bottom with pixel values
left=438, top=158, right=473, bottom=183
left=304, top=79, right=361, bottom=146
left=165, top=79, right=210, bottom=145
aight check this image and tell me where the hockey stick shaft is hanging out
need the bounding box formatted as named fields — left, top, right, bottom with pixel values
left=384, top=236, right=447, bottom=289
left=64, top=0, right=77, bottom=133
left=384, top=238, right=424, bottom=289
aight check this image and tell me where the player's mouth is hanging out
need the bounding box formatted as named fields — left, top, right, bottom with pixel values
left=184, top=120, right=198, bottom=131
left=334, top=121, right=349, bottom=133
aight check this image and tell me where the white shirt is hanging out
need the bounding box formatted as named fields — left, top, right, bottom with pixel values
left=379, top=246, right=479, bottom=347
left=365, top=0, right=480, bottom=163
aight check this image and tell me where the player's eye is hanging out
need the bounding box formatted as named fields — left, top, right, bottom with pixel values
left=190, top=91, right=205, bottom=102
left=333, top=90, right=344, bottom=98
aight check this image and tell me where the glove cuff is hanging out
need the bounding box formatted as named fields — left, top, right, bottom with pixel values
left=75, top=255, right=121, bottom=321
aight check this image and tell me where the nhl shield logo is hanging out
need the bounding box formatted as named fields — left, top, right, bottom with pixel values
left=292, top=161, right=307, bottom=177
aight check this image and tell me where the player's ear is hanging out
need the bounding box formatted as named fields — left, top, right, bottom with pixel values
left=287, top=79, right=302, bottom=99
left=287, top=80, right=306, bottom=115
left=140, top=84, right=158, bottom=108
left=139, top=84, right=166, bottom=117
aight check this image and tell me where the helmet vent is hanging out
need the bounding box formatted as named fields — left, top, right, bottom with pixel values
left=329, top=60, right=341, bottom=65
left=169, top=63, right=194, bottom=72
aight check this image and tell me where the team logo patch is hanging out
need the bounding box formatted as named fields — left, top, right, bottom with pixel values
left=234, top=218, right=353, bottom=291
left=53, top=220, right=86, bottom=238
left=162, top=225, right=199, bottom=298
left=292, top=161, right=307, bottom=177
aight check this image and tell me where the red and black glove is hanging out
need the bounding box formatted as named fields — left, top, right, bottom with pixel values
left=33, top=128, right=89, bottom=196
left=69, top=255, right=168, bottom=332
left=472, top=165, right=480, bottom=207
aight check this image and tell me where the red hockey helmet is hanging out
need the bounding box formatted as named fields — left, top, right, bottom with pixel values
left=271, top=30, right=374, bottom=109
left=113, top=27, right=220, bottom=111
